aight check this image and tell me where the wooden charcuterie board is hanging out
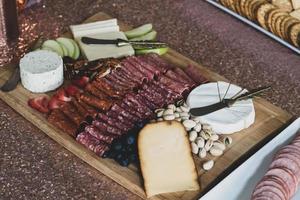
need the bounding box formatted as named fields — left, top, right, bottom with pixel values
left=0, top=12, right=294, bottom=200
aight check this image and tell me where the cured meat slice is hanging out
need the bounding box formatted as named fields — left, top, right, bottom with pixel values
left=106, top=110, right=135, bottom=128
left=135, top=93, right=157, bottom=110
left=84, top=125, right=117, bottom=144
left=120, top=61, right=148, bottom=83
left=71, top=99, right=89, bottom=117
left=111, top=71, right=137, bottom=87
left=252, top=183, right=285, bottom=200
left=76, top=98, right=98, bottom=117
left=138, top=55, right=167, bottom=73
left=97, top=113, right=131, bottom=131
left=76, top=131, right=109, bottom=156
left=255, top=177, right=288, bottom=200
left=158, top=75, right=190, bottom=95
left=85, top=83, right=110, bottom=100
left=47, top=109, right=77, bottom=137
left=173, top=67, right=196, bottom=86
left=60, top=102, right=84, bottom=126
left=102, top=77, right=130, bottom=92
left=138, top=90, right=162, bottom=108
left=110, top=103, right=139, bottom=121
left=107, top=73, right=136, bottom=89
left=130, top=56, right=161, bottom=76
left=165, top=70, right=192, bottom=87
left=119, top=102, right=144, bottom=120
left=92, top=79, right=123, bottom=99
left=77, top=93, right=112, bottom=111
left=125, top=93, right=153, bottom=117
left=144, top=53, right=173, bottom=72
left=183, top=65, right=209, bottom=84
left=92, top=120, right=123, bottom=136
left=124, top=57, right=155, bottom=80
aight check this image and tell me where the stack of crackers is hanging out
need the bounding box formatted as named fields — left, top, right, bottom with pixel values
left=219, top=0, right=300, bottom=47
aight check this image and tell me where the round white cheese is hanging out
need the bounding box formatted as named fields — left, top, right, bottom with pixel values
left=187, top=81, right=255, bottom=134
left=20, top=50, right=64, bottom=93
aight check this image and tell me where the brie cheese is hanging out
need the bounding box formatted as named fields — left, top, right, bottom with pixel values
left=20, top=50, right=64, bottom=93
left=187, top=81, right=255, bottom=134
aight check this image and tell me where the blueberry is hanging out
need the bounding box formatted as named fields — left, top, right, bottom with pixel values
left=115, top=153, right=123, bottom=161
left=112, top=140, right=123, bottom=151
left=102, top=151, right=110, bottom=158
left=118, top=157, right=130, bottom=167
left=126, top=135, right=136, bottom=145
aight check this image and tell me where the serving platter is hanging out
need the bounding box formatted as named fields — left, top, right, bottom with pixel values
left=200, top=117, right=300, bottom=200
left=0, top=12, right=294, bottom=200
left=205, top=0, right=300, bottom=55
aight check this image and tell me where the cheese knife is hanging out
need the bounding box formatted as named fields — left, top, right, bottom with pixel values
left=189, top=86, right=271, bottom=116
left=0, top=36, right=43, bottom=92
left=81, top=37, right=167, bottom=49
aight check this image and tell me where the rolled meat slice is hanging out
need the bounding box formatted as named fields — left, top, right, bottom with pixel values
left=110, top=71, right=138, bottom=88
left=85, top=83, right=110, bottom=100
left=92, top=120, right=123, bottom=136
left=125, top=93, right=153, bottom=117
left=110, top=103, right=139, bottom=122
left=158, top=75, right=190, bottom=95
left=75, top=98, right=98, bottom=118
left=129, top=56, right=161, bottom=76
left=97, top=112, right=131, bottom=131
left=77, top=92, right=112, bottom=111
left=92, top=79, right=123, bottom=99
left=120, top=60, right=148, bottom=83
left=124, top=57, right=155, bottom=80
left=76, top=131, right=109, bottom=156
left=183, top=64, right=209, bottom=84
left=60, top=102, right=84, bottom=126
left=165, top=70, right=193, bottom=87
left=144, top=53, right=174, bottom=72
left=135, top=93, right=157, bottom=110
left=138, top=54, right=167, bottom=73
left=71, top=99, right=89, bottom=117
left=84, top=125, right=117, bottom=144
left=173, top=67, right=196, bottom=86
left=47, top=109, right=77, bottom=137
left=106, top=74, right=136, bottom=90
left=106, top=110, right=135, bottom=128
left=119, top=102, right=144, bottom=120
left=102, top=77, right=131, bottom=92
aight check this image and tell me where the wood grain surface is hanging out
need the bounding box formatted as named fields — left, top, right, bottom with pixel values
left=0, top=12, right=293, bottom=200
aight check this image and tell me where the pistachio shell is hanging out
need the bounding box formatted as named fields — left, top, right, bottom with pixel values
left=163, top=114, right=175, bottom=121
left=156, top=110, right=164, bottom=118
left=198, top=148, right=207, bottom=158
left=174, top=112, right=180, bottom=118
left=191, top=142, right=199, bottom=154
left=183, top=120, right=196, bottom=129
left=210, top=134, right=219, bottom=141
left=189, top=131, right=198, bottom=142
left=155, top=108, right=164, bottom=113
left=203, top=160, right=214, bottom=171
left=180, top=105, right=190, bottom=113
left=202, top=124, right=212, bottom=131
left=210, top=147, right=223, bottom=156
left=167, top=104, right=176, bottom=111
left=195, top=137, right=205, bottom=148
left=193, top=123, right=202, bottom=132
left=223, top=136, right=233, bottom=146
left=213, top=141, right=226, bottom=151
left=179, top=112, right=189, bottom=118
left=163, top=109, right=174, bottom=116
left=204, top=140, right=213, bottom=151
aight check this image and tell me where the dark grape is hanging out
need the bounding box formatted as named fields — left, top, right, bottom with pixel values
left=128, top=153, right=137, bottom=163
left=126, top=134, right=135, bottom=145
left=112, top=140, right=123, bottom=151
left=118, top=157, right=130, bottom=167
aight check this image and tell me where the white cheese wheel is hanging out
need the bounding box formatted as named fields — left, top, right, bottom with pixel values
left=187, top=81, right=255, bottom=134
left=20, top=50, right=64, bottom=93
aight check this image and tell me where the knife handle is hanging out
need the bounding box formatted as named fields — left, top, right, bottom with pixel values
left=190, top=101, right=229, bottom=116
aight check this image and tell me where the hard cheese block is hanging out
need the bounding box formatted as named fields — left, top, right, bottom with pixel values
left=77, top=31, right=134, bottom=61
left=138, top=121, right=200, bottom=197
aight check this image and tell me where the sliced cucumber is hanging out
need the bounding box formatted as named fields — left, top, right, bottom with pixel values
left=59, top=42, right=69, bottom=57
left=125, top=23, right=153, bottom=39
left=42, top=40, right=64, bottom=57
left=129, top=30, right=157, bottom=41
left=56, top=37, right=75, bottom=58
left=135, top=47, right=168, bottom=56
left=70, top=39, right=80, bottom=60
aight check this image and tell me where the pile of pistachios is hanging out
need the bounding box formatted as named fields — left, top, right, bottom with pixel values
left=152, top=100, right=233, bottom=171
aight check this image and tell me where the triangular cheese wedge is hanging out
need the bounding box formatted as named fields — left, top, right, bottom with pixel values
left=138, top=121, right=200, bottom=197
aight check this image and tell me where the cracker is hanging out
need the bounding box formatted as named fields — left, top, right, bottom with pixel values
left=288, top=22, right=300, bottom=46
left=272, top=0, right=293, bottom=12
left=250, top=0, right=267, bottom=21
left=266, top=8, right=281, bottom=32
left=256, top=3, right=276, bottom=29
left=290, top=9, right=300, bottom=20
left=291, top=0, right=300, bottom=9
left=269, top=11, right=288, bottom=34
left=274, top=13, right=289, bottom=37
left=240, top=0, right=248, bottom=17
left=283, top=17, right=299, bottom=40
left=279, top=15, right=293, bottom=39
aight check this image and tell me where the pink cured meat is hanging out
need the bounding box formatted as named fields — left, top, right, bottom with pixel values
left=109, top=72, right=137, bottom=89
left=145, top=53, right=174, bottom=71
left=158, top=75, right=190, bottom=95
left=138, top=89, right=163, bottom=108
left=119, top=102, right=144, bottom=120
left=106, top=110, right=135, bottom=128
left=76, top=132, right=109, bottom=156
left=173, top=67, right=196, bottom=86
left=183, top=64, right=209, bottom=84
left=105, top=75, right=134, bottom=90
left=135, top=93, right=157, bottom=110
left=130, top=56, right=161, bottom=76
left=125, top=93, right=153, bottom=116
left=124, top=57, right=155, bottom=80
left=101, top=78, right=127, bottom=95
left=84, top=125, right=117, bottom=144
left=92, top=120, right=122, bottom=136
left=115, top=68, right=142, bottom=85
left=252, top=184, right=285, bottom=200
left=269, top=156, right=300, bottom=180
left=110, top=103, right=139, bottom=121
left=120, top=60, right=150, bottom=82
left=255, top=177, right=288, bottom=200
left=265, top=168, right=297, bottom=197
left=165, top=70, right=193, bottom=87
left=97, top=113, right=131, bottom=131
left=252, top=190, right=282, bottom=200
left=138, top=55, right=166, bottom=74
left=123, top=98, right=151, bottom=119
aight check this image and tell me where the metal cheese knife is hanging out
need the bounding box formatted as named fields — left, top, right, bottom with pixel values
left=190, top=86, right=271, bottom=116
left=81, top=37, right=167, bottom=49
left=0, top=36, right=43, bottom=92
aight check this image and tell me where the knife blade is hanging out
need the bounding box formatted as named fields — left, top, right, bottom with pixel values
left=190, top=86, right=271, bottom=116
left=81, top=37, right=167, bottom=49
left=0, top=36, right=43, bottom=92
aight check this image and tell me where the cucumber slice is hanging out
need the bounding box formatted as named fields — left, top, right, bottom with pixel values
left=129, top=30, right=157, bottom=41
left=135, top=47, right=168, bottom=55
left=58, top=42, right=69, bottom=57
left=125, top=23, right=153, bottom=39
left=42, top=40, right=64, bottom=57
left=70, top=39, right=80, bottom=60
left=56, top=37, right=75, bottom=58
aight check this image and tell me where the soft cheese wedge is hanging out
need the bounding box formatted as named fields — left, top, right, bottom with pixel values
left=138, top=121, right=200, bottom=197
